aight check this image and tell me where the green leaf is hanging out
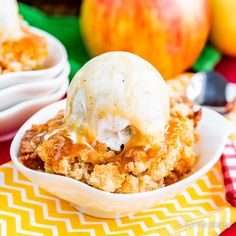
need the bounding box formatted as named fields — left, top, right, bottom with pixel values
left=192, top=44, right=222, bottom=72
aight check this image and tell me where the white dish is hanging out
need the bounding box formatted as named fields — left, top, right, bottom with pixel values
left=0, top=80, right=69, bottom=137
left=0, top=63, right=70, bottom=111
left=0, top=27, right=68, bottom=90
left=10, top=100, right=231, bottom=218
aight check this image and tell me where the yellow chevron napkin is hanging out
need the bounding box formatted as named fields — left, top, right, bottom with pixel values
left=0, top=75, right=236, bottom=235
left=0, top=162, right=235, bottom=235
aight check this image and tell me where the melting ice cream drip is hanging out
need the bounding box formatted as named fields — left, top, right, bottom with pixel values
left=97, top=115, right=132, bottom=151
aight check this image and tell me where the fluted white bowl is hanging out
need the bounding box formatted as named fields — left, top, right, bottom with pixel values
left=10, top=100, right=231, bottom=218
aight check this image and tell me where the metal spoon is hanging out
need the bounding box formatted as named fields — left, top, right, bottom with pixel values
left=186, top=71, right=236, bottom=114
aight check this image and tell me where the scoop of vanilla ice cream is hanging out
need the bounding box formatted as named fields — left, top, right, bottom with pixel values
left=0, top=0, right=23, bottom=43
left=66, top=52, right=169, bottom=151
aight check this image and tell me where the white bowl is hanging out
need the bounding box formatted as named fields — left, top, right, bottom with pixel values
left=0, top=27, right=68, bottom=90
left=10, top=100, right=231, bottom=218
left=0, top=80, right=69, bottom=140
left=0, top=63, right=70, bottom=111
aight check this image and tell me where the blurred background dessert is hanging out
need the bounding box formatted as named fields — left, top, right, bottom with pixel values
left=0, top=0, right=48, bottom=74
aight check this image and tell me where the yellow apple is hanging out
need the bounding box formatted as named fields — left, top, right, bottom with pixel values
left=210, top=0, right=236, bottom=56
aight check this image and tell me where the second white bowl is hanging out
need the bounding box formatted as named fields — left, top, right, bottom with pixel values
left=0, top=80, right=69, bottom=140
left=0, top=63, right=70, bottom=111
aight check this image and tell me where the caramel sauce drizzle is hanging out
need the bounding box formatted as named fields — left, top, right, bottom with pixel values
left=44, top=115, right=182, bottom=174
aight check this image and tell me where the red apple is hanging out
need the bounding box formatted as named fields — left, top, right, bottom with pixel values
left=80, top=0, right=210, bottom=79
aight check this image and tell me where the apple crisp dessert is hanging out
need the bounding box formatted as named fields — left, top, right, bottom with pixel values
left=0, top=28, right=48, bottom=74
left=19, top=96, right=201, bottom=193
